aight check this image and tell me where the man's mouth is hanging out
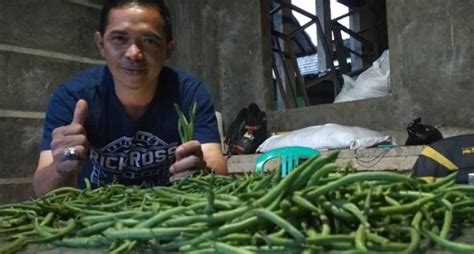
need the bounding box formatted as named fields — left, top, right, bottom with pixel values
left=122, top=67, right=145, bottom=74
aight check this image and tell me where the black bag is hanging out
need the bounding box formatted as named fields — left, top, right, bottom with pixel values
left=225, top=103, right=267, bottom=155
left=405, top=117, right=443, bottom=145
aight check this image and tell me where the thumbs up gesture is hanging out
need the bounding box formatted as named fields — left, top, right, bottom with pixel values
left=50, top=99, right=90, bottom=177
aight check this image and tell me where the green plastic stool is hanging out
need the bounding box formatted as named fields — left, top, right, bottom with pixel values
left=255, top=146, right=320, bottom=176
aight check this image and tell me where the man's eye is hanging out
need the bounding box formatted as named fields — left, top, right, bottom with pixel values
left=111, top=36, right=126, bottom=42
left=143, top=38, right=159, bottom=45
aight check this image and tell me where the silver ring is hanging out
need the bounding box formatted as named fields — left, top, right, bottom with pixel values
left=64, top=147, right=78, bottom=160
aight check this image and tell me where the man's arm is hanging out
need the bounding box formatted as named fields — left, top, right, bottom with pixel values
left=33, top=100, right=89, bottom=196
left=201, top=143, right=227, bottom=175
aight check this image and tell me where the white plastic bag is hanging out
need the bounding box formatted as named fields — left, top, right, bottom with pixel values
left=257, top=123, right=393, bottom=152
left=334, top=50, right=391, bottom=103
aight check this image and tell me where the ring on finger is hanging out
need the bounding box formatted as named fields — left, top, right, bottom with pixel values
left=64, top=147, right=79, bottom=161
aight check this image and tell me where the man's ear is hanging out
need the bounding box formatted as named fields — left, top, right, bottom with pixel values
left=166, top=40, right=176, bottom=59
left=94, top=32, right=106, bottom=58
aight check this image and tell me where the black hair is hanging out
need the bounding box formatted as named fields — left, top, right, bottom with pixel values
left=99, top=0, right=173, bottom=41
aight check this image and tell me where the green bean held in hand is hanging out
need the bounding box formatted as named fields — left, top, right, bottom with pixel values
left=174, top=102, right=197, bottom=143
left=171, top=102, right=206, bottom=181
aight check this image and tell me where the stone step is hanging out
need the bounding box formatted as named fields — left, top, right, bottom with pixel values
left=227, top=145, right=424, bottom=174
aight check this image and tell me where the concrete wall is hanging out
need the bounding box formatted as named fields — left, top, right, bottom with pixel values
left=0, top=0, right=102, bottom=203
left=166, top=0, right=273, bottom=128
left=267, top=0, right=474, bottom=143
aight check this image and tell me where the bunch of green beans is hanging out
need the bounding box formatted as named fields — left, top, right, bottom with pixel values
left=1, top=151, right=474, bottom=253
left=174, top=102, right=197, bottom=143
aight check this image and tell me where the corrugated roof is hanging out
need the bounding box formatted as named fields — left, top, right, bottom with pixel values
left=297, top=54, right=319, bottom=75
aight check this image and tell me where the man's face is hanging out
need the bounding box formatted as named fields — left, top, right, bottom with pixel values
left=95, top=5, right=175, bottom=90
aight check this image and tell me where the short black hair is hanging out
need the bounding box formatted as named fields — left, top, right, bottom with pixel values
left=99, top=0, right=173, bottom=41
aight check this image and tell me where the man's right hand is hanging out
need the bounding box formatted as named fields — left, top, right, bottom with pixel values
left=50, top=99, right=89, bottom=177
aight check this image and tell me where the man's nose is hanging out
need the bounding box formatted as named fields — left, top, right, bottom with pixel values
left=125, top=43, right=143, bottom=60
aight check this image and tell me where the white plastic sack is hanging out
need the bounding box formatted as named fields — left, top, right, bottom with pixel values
left=334, top=50, right=391, bottom=103
left=257, top=123, right=393, bottom=153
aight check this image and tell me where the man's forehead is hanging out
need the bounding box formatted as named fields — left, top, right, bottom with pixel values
left=106, top=5, right=165, bottom=33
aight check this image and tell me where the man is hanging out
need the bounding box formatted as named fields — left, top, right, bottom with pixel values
left=33, top=0, right=227, bottom=196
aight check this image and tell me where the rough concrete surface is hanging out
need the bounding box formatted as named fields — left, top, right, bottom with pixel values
left=166, top=0, right=273, bottom=127
left=0, top=182, right=35, bottom=204
left=0, top=1, right=101, bottom=58
left=0, top=118, right=43, bottom=178
left=0, top=51, right=94, bottom=111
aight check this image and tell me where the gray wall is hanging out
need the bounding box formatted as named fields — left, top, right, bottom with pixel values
left=268, top=0, right=474, bottom=143
left=0, top=0, right=102, bottom=203
left=166, top=0, right=273, bottom=127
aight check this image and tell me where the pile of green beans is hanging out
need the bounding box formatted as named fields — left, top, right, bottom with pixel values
left=1, top=151, right=474, bottom=253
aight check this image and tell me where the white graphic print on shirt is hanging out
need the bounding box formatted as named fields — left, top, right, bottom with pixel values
left=89, top=131, right=177, bottom=187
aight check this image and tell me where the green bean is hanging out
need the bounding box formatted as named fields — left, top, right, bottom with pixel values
left=64, top=203, right=109, bottom=215
left=231, top=176, right=253, bottom=195
left=76, top=220, right=116, bottom=236
left=355, top=225, right=368, bottom=252
left=220, top=233, right=252, bottom=243
left=404, top=226, right=421, bottom=253
left=43, top=186, right=82, bottom=197
left=444, top=185, right=474, bottom=194
left=453, top=200, right=474, bottom=209
left=306, top=234, right=354, bottom=245
left=109, top=240, right=135, bottom=254
left=371, top=194, right=437, bottom=215
left=422, top=172, right=457, bottom=191
left=257, top=155, right=323, bottom=207
left=214, top=241, right=254, bottom=254
left=90, top=194, right=129, bottom=209
left=319, top=198, right=356, bottom=221
left=205, top=174, right=216, bottom=215
left=256, top=233, right=302, bottom=248
left=250, top=170, right=275, bottom=191
left=0, top=224, right=35, bottom=234
left=189, top=216, right=259, bottom=246
left=0, top=235, right=27, bottom=253
left=54, top=236, right=108, bottom=248
left=336, top=200, right=370, bottom=228
left=174, top=102, right=196, bottom=143
left=384, top=195, right=401, bottom=206
left=366, top=241, right=409, bottom=252
left=80, top=211, right=142, bottom=224
left=254, top=209, right=306, bottom=244
left=366, top=231, right=389, bottom=246
left=439, top=209, right=453, bottom=239
left=307, top=172, right=417, bottom=199
left=363, top=186, right=373, bottom=216
left=319, top=213, right=331, bottom=236
left=32, top=218, right=76, bottom=243
left=105, top=227, right=203, bottom=240
left=306, top=162, right=340, bottom=187
left=423, top=229, right=474, bottom=252
left=291, top=194, right=320, bottom=214
left=135, top=206, right=188, bottom=228
left=0, top=204, right=41, bottom=212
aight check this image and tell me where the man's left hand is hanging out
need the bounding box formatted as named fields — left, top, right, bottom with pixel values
left=169, top=141, right=207, bottom=179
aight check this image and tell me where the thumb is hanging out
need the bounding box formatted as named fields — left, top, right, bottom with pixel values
left=72, top=99, right=88, bottom=125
